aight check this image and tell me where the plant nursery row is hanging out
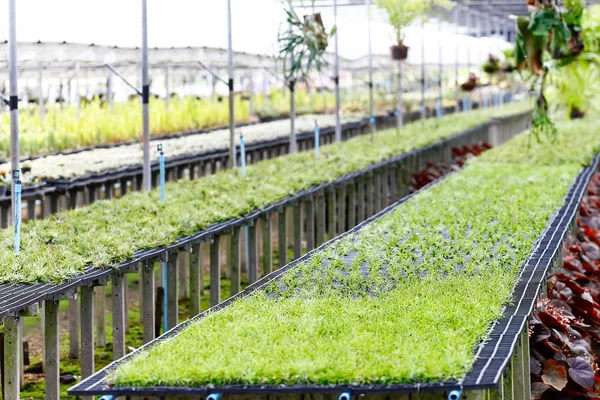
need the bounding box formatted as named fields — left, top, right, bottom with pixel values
left=2, top=86, right=450, bottom=161
left=4, top=113, right=363, bottom=186
left=101, top=116, right=600, bottom=390
left=0, top=103, right=527, bottom=285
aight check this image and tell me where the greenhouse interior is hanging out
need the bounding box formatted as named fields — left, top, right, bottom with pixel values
left=1, top=0, right=600, bottom=399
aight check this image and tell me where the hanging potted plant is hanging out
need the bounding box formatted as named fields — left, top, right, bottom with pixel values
left=375, top=0, right=452, bottom=61
left=514, top=0, right=586, bottom=141
left=482, top=54, right=501, bottom=74
left=460, top=73, right=478, bottom=92
left=278, top=0, right=337, bottom=84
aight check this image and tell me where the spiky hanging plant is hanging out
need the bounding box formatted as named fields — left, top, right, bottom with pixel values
left=278, top=0, right=337, bottom=85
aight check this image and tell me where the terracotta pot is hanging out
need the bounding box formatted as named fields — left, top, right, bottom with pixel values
left=391, top=43, right=409, bottom=60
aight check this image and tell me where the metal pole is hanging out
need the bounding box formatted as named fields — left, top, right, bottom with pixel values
left=158, top=144, right=168, bottom=334
left=9, top=0, right=19, bottom=219
left=75, top=62, right=81, bottom=120
left=334, top=0, right=341, bottom=142
left=227, top=0, right=237, bottom=168
left=367, top=0, right=375, bottom=137
left=38, top=64, right=44, bottom=122
left=141, top=0, right=151, bottom=191
left=467, top=10, right=472, bottom=111
left=438, top=18, right=443, bottom=118
left=165, top=66, right=170, bottom=110
left=289, top=20, right=297, bottom=153
left=290, top=80, right=297, bottom=153
left=420, top=19, right=426, bottom=120
left=396, top=59, right=403, bottom=128
left=454, top=7, right=460, bottom=112
left=107, top=74, right=114, bottom=115
left=13, top=169, right=20, bottom=254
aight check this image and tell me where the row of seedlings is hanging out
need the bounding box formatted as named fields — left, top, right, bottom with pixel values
left=0, top=107, right=529, bottom=400
left=70, top=116, right=600, bottom=400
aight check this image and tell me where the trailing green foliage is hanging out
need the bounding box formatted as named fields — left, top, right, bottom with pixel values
left=111, top=116, right=599, bottom=387
left=0, top=103, right=527, bottom=284
left=476, top=117, right=600, bottom=166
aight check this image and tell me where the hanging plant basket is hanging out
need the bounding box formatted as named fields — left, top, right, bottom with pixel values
left=483, top=55, right=500, bottom=74
left=570, top=107, right=586, bottom=119
left=460, top=73, right=478, bottom=92
left=391, top=42, right=409, bottom=60
left=304, top=13, right=328, bottom=52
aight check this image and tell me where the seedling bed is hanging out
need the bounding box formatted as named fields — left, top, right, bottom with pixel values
left=68, top=144, right=600, bottom=400
left=68, top=118, right=600, bottom=399
left=0, top=121, right=496, bottom=319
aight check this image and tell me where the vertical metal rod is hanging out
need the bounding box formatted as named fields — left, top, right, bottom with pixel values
left=466, top=9, right=471, bottom=112
left=227, top=0, right=237, bottom=168
left=290, top=80, right=297, bottom=153
left=334, top=0, right=341, bottom=142
left=396, top=59, right=403, bottom=127
left=13, top=170, right=20, bottom=253
left=38, top=64, right=44, bottom=122
left=367, top=0, right=375, bottom=137
left=454, top=7, right=460, bottom=112
left=438, top=18, right=443, bottom=118
left=420, top=19, right=426, bottom=120
left=141, top=0, right=151, bottom=191
left=9, top=0, right=19, bottom=217
left=158, top=144, right=168, bottom=334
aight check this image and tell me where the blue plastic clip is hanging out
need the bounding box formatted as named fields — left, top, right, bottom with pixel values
left=448, top=389, right=462, bottom=400
left=338, top=392, right=351, bottom=400
left=314, top=120, right=320, bottom=158
left=207, top=394, right=222, bottom=400
left=158, top=144, right=166, bottom=203
left=99, top=396, right=114, bottom=400
left=240, top=134, right=247, bottom=177
left=13, top=169, right=21, bottom=255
